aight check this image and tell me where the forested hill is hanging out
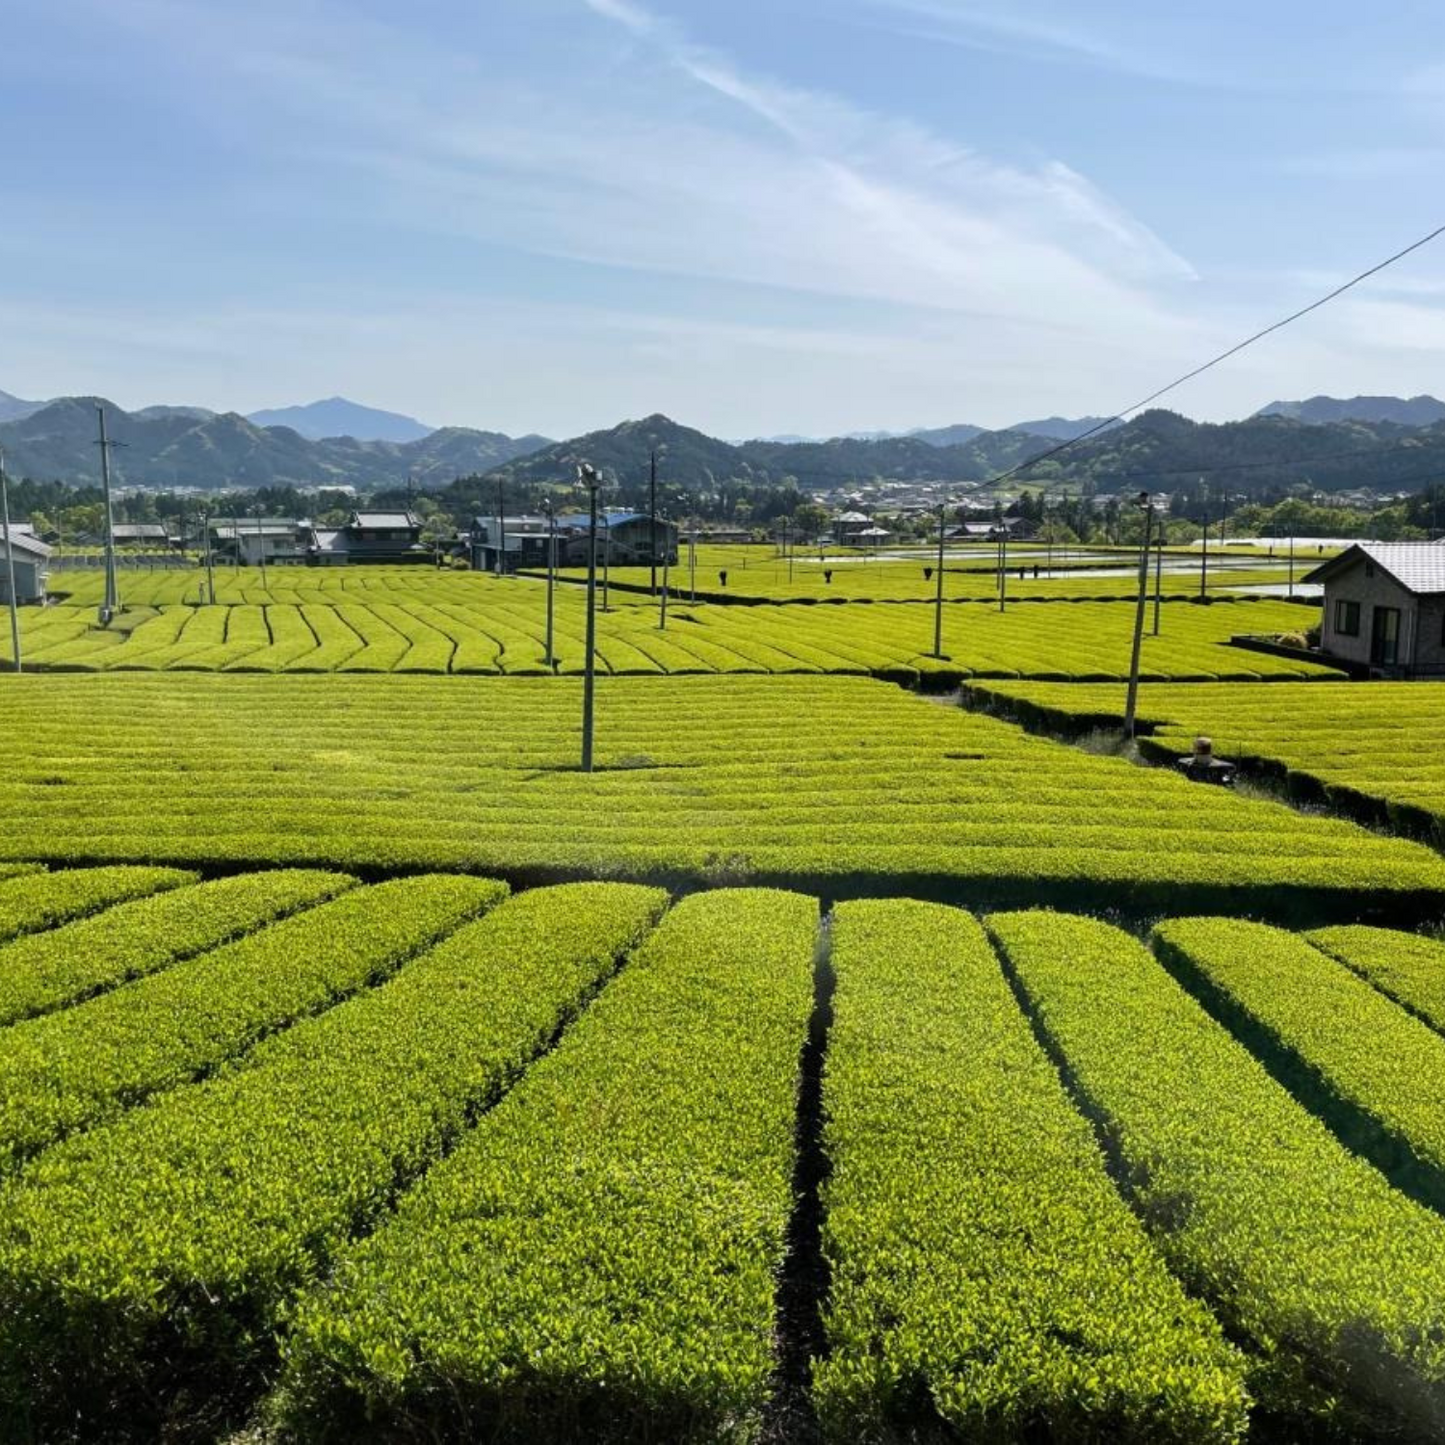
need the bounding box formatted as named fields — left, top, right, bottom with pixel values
left=486, top=409, right=1445, bottom=499
left=0, top=397, right=552, bottom=490
left=7, top=396, right=1445, bottom=500
left=488, top=414, right=1053, bottom=490
left=1038, top=409, right=1445, bottom=496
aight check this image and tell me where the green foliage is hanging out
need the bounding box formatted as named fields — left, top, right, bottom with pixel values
left=0, top=874, right=506, bottom=1171
left=0, top=868, right=354, bottom=1027
left=992, top=910, right=1445, bottom=1436
left=1154, top=917, right=1445, bottom=1196
left=970, top=679, right=1445, bottom=849
left=0, top=882, right=663, bottom=1434
left=0, top=865, right=195, bottom=944
left=9, top=565, right=1331, bottom=679
left=0, top=675, right=1433, bottom=907
left=1308, top=924, right=1445, bottom=1032
left=282, top=888, right=817, bottom=1442
left=817, top=900, right=1248, bottom=1442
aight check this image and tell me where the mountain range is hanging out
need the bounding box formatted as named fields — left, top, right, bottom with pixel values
left=0, top=397, right=551, bottom=490
left=482, top=406, right=1445, bottom=500
left=1255, top=395, right=1445, bottom=428
left=244, top=397, right=434, bottom=443
left=4, top=387, right=1445, bottom=497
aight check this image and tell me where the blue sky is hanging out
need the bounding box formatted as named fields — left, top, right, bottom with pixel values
left=3, top=0, right=1444, bottom=437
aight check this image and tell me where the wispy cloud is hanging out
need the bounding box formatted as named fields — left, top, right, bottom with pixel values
left=850, top=0, right=1175, bottom=78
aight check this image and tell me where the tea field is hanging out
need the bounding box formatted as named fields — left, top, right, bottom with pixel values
left=5, top=551, right=1439, bottom=1444
left=14, top=566, right=1331, bottom=681
left=0, top=673, right=1430, bottom=913
left=973, top=679, right=1445, bottom=844
left=3, top=871, right=1445, bottom=1440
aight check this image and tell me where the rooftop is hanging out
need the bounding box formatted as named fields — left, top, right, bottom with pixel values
left=1302, top=542, right=1445, bottom=595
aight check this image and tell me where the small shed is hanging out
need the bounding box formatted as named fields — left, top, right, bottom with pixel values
left=1302, top=542, right=1445, bottom=676
left=0, top=528, right=52, bottom=603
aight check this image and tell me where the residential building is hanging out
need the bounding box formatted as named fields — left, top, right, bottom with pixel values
left=469, top=515, right=559, bottom=573
left=209, top=518, right=306, bottom=565
left=1303, top=542, right=1445, bottom=676
left=305, top=511, right=429, bottom=566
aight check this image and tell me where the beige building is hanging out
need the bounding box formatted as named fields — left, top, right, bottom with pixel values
left=1303, top=543, right=1445, bottom=676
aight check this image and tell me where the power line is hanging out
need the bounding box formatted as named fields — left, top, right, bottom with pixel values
left=987, top=220, right=1445, bottom=487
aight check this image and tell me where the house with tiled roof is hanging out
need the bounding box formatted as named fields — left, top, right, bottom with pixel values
left=1303, top=543, right=1445, bottom=675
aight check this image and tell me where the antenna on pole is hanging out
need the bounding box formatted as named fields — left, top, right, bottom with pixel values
left=94, top=405, right=123, bottom=625
left=0, top=448, right=22, bottom=673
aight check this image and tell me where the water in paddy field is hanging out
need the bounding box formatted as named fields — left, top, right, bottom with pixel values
left=1221, top=583, right=1323, bottom=597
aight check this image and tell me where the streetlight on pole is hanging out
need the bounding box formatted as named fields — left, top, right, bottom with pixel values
left=579, top=463, right=601, bottom=773
left=0, top=449, right=22, bottom=673
left=543, top=497, right=557, bottom=672
left=1124, top=492, right=1155, bottom=738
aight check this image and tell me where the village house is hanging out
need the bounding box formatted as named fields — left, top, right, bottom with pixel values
left=470, top=515, right=556, bottom=573
left=209, top=518, right=306, bottom=565
left=1303, top=542, right=1445, bottom=676
left=307, top=511, right=427, bottom=566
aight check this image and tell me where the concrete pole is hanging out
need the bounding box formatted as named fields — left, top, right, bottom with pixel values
left=932, top=501, right=946, bottom=658
left=96, top=406, right=120, bottom=623
left=0, top=453, right=22, bottom=672
left=544, top=499, right=556, bottom=671
left=1124, top=499, right=1155, bottom=737
left=580, top=466, right=600, bottom=772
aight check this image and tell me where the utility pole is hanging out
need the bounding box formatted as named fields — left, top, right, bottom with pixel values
left=254, top=504, right=268, bottom=590
left=1152, top=520, right=1164, bottom=636
left=659, top=515, right=671, bottom=629
left=495, top=482, right=506, bottom=576
left=689, top=520, right=697, bottom=603
left=1288, top=531, right=1295, bottom=599
left=201, top=511, right=216, bottom=604
left=649, top=450, right=658, bottom=596
left=0, top=451, right=22, bottom=673
left=931, top=500, right=947, bottom=658
left=602, top=513, right=612, bottom=613
left=95, top=405, right=121, bottom=625
left=996, top=526, right=1008, bottom=613
left=543, top=497, right=557, bottom=671
left=1124, top=493, right=1154, bottom=738
left=1199, top=480, right=1209, bottom=599
left=579, top=464, right=601, bottom=772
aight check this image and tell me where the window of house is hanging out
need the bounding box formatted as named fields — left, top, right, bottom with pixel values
left=1365, top=562, right=1376, bottom=578
left=1334, top=599, right=1361, bottom=636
